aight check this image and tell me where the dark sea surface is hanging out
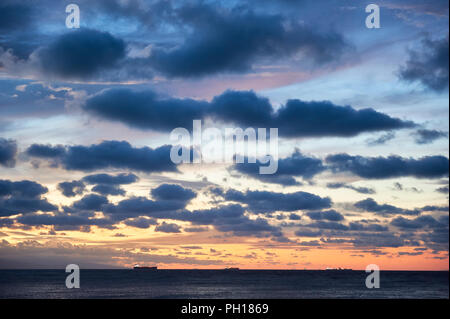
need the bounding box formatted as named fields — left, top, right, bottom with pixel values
left=0, top=270, right=448, bottom=299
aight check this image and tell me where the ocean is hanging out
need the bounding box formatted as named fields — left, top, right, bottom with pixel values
left=0, top=270, right=448, bottom=299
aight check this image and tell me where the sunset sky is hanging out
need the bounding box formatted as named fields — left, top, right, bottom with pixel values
left=0, top=0, right=448, bottom=270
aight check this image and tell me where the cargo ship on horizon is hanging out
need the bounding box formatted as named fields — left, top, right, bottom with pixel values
left=133, top=264, right=157, bottom=270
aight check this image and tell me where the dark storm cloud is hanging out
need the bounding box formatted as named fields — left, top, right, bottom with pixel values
left=0, top=180, right=48, bottom=198
left=151, top=184, right=196, bottom=202
left=0, top=179, right=57, bottom=217
left=57, top=180, right=85, bottom=197
left=0, top=2, right=38, bottom=58
left=1, top=2, right=352, bottom=81
left=0, top=3, right=32, bottom=31
left=326, top=154, right=449, bottom=179
left=208, top=90, right=273, bottom=127
left=37, top=29, right=126, bottom=79
left=148, top=5, right=349, bottom=77
left=306, top=210, right=344, bottom=221
left=326, top=182, right=375, bottom=194
left=412, top=129, right=448, bottom=144
left=233, top=150, right=325, bottom=186
left=83, top=88, right=208, bottom=131
left=82, top=173, right=139, bottom=185
left=0, top=138, right=17, bottom=167
left=26, top=144, right=66, bottom=158
left=83, top=89, right=415, bottom=138
left=273, top=100, right=415, bottom=138
left=223, top=188, right=331, bottom=213
left=26, top=141, right=177, bottom=173
left=354, top=198, right=420, bottom=216
left=399, top=36, right=449, bottom=92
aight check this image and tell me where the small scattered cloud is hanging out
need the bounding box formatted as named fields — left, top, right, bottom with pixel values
left=366, top=132, right=396, bottom=146
left=0, top=138, right=17, bottom=167
left=412, top=129, right=448, bottom=144
left=326, top=182, right=375, bottom=194
left=155, top=222, right=182, bottom=233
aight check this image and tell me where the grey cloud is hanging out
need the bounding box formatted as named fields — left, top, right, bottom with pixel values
left=82, top=173, right=139, bottom=185
left=155, top=221, right=181, bottom=233
left=83, top=89, right=415, bottom=138
left=354, top=198, right=420, bottom=216
left=0, top=179, right=56, bottom=217
left=326, top=182, right=375, bottom=194
left=233, top=150, right=325, bottom=186
left=306, top=210, right=345, bottom=221
left=26, top=141, right=177, bottom=173
left=399, top=35, right=449, bottom=92
left=391, top=215, right=443, bottom=229
left=223, top=188, right=332, bottom=213
left=37, top=29, right=126, bottom=79
left=326, top=153, right=449, bottom=179
left=92, top=184, right=126, bottom=196
left=58, top=180, right=85, bottom=197
left=124, top=217, right=158, bottom=229
left=412, top=129, right=448, bottom=145
left=0, top=138, right=17, bottom=167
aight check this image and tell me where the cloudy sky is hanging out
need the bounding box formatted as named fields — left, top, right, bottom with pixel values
left=0, top=0, right=448, bottom=270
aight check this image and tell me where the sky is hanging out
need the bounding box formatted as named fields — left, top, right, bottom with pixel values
left=0, top=0, right=448, bottom=270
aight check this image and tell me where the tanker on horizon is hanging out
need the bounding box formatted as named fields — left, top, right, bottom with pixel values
left=133, top=264, right=158, bottom=270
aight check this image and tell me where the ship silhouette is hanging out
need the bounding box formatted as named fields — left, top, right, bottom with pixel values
left=133, top=264, right=157, bottom=270
left=325, top=267, right=352, bottom=271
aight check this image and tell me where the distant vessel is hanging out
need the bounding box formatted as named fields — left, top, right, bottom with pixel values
left=325, top=267, right=352, bottom=271
left=223, top=267, right=240, bottom=271
left=133, top=264, right=157, bottom=270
